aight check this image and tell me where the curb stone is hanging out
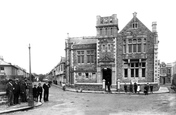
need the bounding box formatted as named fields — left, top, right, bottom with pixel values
left=52, top=84, right=170, bottom=94
left=0, top=102, right=43, bottom=114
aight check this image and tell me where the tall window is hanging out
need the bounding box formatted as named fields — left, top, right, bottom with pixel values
left=77, top=51, right=84, bottom=64
left=142, top=61, right=146, bottom=77
left=143, top=38, right=146, bottom=52
left=124, top=69, right=128, bottom=77
left=123, top=39, right=126, bottom=54
left=137, top=38, right=141, bottom=52
left=87, top=50, right=94, bottom=63
left=128, top=39, right=132, bottom=53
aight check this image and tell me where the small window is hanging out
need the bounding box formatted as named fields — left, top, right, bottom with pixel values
left=133, top=39, right=137, bottom=43
left=0, top=67, right=4, bottom=70
left=123, top=39, right=126, bottom=44
left=128, top=39, right=132, bottom=43
left=138, top=38, right=141, bottom=43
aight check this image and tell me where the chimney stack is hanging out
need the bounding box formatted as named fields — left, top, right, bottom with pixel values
left=152, top=22, right=157, bottom=32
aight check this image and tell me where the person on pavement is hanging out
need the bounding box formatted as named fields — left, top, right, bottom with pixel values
left=33, top=84, right=38, bottom=102
left=129, top=82, right=133, bottom=94
left=20, top=80, right=27, bottom=102
left=37, top=83, right=43, bottom=102
left=6, top=79, right=14, bottom=106
left=137, top=84, right=141, bottom=94
left=43, top=81, right=50, bottom=102
left=124, top=83, right=127, bottom=93
left=150, top=84, right=153, bottom=93
left=13, top=78, right=20, bottom=104
left=134, top=82, right=137, bottom=94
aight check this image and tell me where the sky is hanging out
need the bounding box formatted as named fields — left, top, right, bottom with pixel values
left=0, top=0, right=175, bottom=74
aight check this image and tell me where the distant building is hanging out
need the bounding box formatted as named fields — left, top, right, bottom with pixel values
left=0, top=57, right=28, bottom=80
left=65, top=12, right=159, bottom=90
left=160, top=62, right=172, bottom=84
left=47, top=57, right=66, bottom=85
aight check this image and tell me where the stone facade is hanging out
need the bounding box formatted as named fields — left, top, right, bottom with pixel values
left=65, top=12, right=158, bottom=90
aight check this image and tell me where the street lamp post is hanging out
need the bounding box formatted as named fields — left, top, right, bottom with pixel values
left=28, top=44, right=34, bottom=107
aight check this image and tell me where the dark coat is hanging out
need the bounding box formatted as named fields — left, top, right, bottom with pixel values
left=43, top=83, right=50, bottom=93
left=33, top=87, right=38, bottom=97
left=37, top=86, right=43, bottom=94
left=13, top=82, right=20, bottom=95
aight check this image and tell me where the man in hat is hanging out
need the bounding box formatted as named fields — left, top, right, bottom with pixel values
left=6, top=79, right=14, bottom=106
left=37, top=83, right=43, bottom=102
left=33, top=84, right=38, bottom=102
left=43, top=81, right=50, bottom=102
left=13, top=78, right=20, bottom=104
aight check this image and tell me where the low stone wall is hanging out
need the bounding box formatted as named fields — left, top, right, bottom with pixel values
left=75, top=83, right=103, bottom=91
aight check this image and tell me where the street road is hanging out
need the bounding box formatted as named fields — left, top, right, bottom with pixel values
left=5, top=84, right=176, bottom=115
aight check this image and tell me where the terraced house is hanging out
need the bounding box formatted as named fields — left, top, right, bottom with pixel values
left=65, top=12, right=159, bottom=90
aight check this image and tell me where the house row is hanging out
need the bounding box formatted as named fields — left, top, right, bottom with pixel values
left=46, top=57, right=66, bottom=85
left=0, top=56, right=29, bottom=80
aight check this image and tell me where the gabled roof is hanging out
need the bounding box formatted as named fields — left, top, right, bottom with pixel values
left=119, top=12, right=152, bottom=34
left=0, top=59, right=11, bottom=66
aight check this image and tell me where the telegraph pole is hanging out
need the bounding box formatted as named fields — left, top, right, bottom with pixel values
left=28, top=44, right=34, bottom=107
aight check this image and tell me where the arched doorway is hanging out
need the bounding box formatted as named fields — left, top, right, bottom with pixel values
left=102, top=68, right=112, bottom=85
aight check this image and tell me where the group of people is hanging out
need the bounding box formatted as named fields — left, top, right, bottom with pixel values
left=32, top=82, right=50, bottom=102
left=6, top=78, right=28, bottom=106
left=124, top=82, right=153, bottom=95
left=6, top=78, right=51, bottom=106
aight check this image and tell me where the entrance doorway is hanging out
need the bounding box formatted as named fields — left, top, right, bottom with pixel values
left=102, top=68, right=112, bottom=85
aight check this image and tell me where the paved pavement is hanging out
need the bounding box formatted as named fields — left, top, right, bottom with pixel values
left=52, top=84, right=170, bottom=94
left=0, top=101, right=42, bottom=114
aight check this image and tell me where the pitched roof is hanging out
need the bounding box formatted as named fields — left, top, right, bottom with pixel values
left=69, top=36, right=97, bottom=45
left=119, top=13, right=152, bottom=34
left=0, top=59, right=11, bottom=66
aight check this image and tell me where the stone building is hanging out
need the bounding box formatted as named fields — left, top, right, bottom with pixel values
left=65, top=12, right=159, bottom=90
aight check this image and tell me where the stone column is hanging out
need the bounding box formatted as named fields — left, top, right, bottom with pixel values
left=97, top=67, right=102, bottom=83
left=112, top=67, right=115, bottom=85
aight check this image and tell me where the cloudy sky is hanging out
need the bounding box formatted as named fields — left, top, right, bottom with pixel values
left=0, top=0, right=175, bottom=74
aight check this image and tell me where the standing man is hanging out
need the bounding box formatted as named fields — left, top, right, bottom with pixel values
left=37, top=83, right=43, bottom=102
left=150, top=84, right=153, bottom=93
left=134, top=82, right=137, bottom=94
left=13, top=78, right=20, bottom=104
left=129, top=82, right=133, bottom=94
left=6, top=79, right=14, bottom=106
left=20, top=80, right=27, bottom=102
left=43, top=81, right=50, bottom=102
left=33, top=84, right=38, bottom=102
left=124, top=83, right=127, bottom=93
